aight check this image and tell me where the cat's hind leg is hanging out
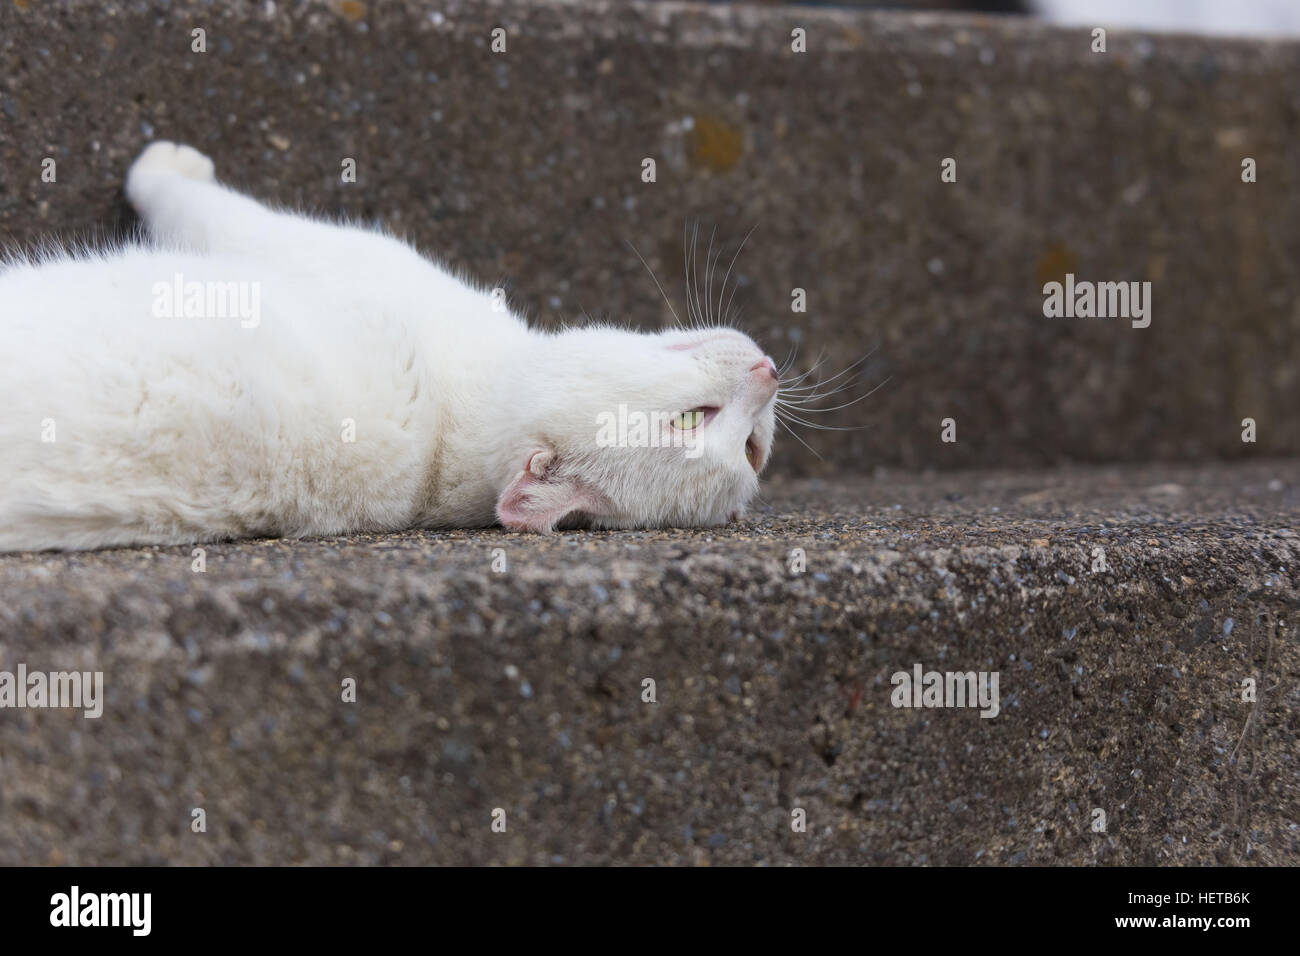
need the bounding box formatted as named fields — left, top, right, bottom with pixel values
left=128, top=141, right=215, bottom=188
left=124, top=140, right=317, bottom=256
left=124, top=141, right=430, bottom=283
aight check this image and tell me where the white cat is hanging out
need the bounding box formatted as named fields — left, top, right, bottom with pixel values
left=0, top=142, right=779, bottom=551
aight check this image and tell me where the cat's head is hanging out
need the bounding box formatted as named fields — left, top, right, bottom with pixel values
left=496, top=325, right=778, bottom=531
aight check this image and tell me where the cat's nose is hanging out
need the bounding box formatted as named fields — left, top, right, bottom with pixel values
left=747, top=355, right=778, bottom=402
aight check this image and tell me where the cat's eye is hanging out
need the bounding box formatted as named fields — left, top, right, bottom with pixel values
left=670, top=408, right=707, bottom=430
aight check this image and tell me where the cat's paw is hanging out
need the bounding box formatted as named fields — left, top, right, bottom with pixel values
left=126, top=142, right=216, bottom=205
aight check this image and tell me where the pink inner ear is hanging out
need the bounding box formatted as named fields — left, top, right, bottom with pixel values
left=496, top=469, right=601, bottom=533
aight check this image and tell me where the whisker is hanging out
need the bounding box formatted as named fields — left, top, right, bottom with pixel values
left=777, top=377, right=867, bottom=404
left=781, top=375, right=892, bottom=414
left=703, top=225, right=717, bottom=326
left=689, top=222, right=706, bottom=329
left=775, top=416, right=823, bottom=459
left=775, top=409, right=871, bottom=432
left=728, top=303, right=750, bottom=336
left=626, top=240, right=684, bottom=329
left=778, top=349, right=831, bottom=388
left=780, top=346, right=878, bottom=394
left=775, top=338, right=800, bottom=377
left=778, top=376, right=859, bottom=396
left=682, top=222, right=697, bottom=329
left=769, top=343, right=889, bottom=460
left=719, top=223, right=759, bottom=330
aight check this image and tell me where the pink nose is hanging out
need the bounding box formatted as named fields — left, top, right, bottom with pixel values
left=749, top=356, right=778, bottom=380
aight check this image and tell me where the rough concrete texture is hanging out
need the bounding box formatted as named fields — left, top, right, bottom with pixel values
left=0, top=0, right=1297, bottom=474
left=0, top=461, right=1296, bottom=865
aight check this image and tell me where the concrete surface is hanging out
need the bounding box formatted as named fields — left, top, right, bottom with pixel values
left=0, top=0, right=1297, bottom=474
left=1, top=461, right=1296, bottom=865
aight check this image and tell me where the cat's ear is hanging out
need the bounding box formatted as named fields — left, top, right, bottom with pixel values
left=496, top=449, right=605, bottom=533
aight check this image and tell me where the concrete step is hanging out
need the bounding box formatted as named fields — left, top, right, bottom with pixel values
left=1, top=0, right=1297, bottom=474
left=1, top=460, right=1295, bottom=864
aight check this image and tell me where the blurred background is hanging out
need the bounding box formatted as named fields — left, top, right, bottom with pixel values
left=665, top=0, right=1300, bottom=38
left=2, top=1, right=1297, bottom=480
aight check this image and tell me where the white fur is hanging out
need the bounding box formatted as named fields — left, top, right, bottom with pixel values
left=0, top=142, right=777, bottom=551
